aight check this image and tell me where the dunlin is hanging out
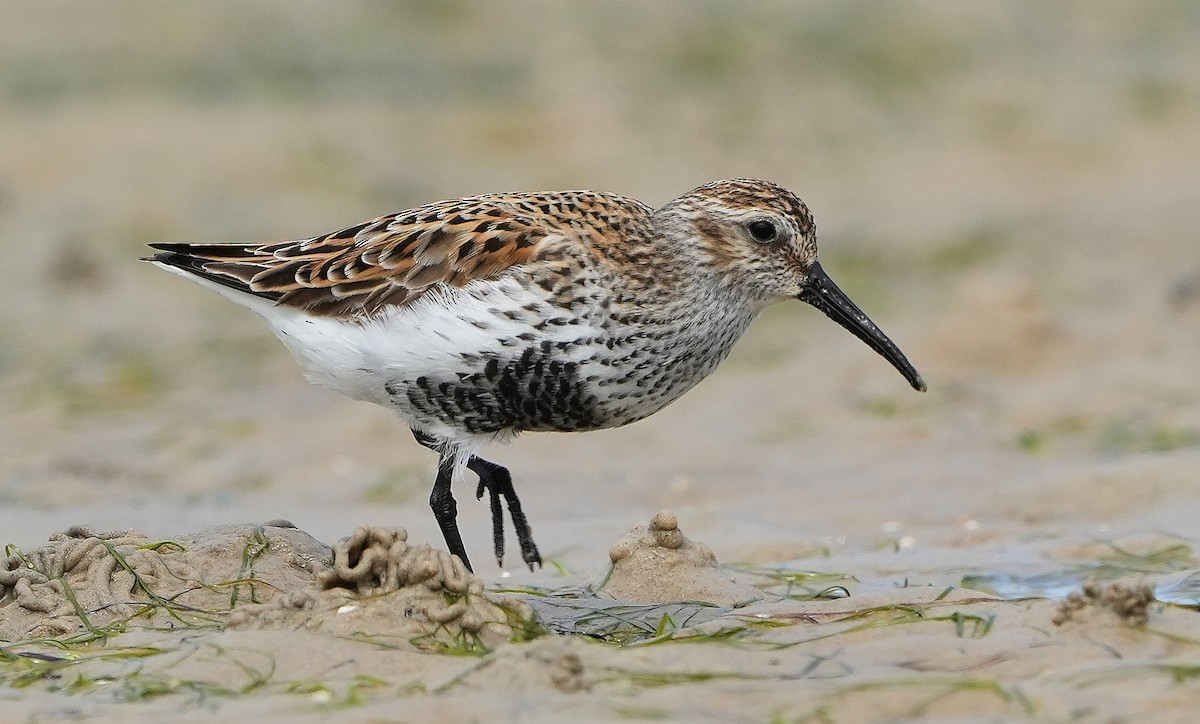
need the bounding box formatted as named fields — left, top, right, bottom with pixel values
left=145, top=178, right=925, bottom=571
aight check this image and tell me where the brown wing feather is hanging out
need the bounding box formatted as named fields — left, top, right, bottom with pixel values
left=145, top=191, right=654, bottom=318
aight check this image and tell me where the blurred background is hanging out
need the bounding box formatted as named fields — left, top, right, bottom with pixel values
left=2, top=1, right=1197, bottom=573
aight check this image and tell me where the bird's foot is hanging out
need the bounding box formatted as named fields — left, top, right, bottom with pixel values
left=470, top=457, right=542, bottom=571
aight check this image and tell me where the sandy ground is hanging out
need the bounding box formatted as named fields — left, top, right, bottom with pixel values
left=2, top=2, right=1200, bottom=721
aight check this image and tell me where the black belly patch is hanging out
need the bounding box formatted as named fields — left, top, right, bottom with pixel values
left=385, top=347, right=602, bottom=434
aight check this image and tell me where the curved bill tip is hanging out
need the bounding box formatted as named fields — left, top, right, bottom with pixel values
left=798, top=262, right=927, bottom=392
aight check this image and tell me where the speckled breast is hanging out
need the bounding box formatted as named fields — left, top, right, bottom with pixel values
left=382, top=316, right=750, bottom=436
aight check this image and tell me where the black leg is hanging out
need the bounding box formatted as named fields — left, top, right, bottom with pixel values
left=429, top=451, right=473, bottom=572
left=414, top=431, right=474, bottom=572
left=473, top=462, right=505, bottom=565
left=467, top=456, right=542, bottom=571
left=411, top=429, right=542, bottom=571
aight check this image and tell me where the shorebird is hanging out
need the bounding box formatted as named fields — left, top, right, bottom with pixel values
left=145, top=178, right=925, bottom=572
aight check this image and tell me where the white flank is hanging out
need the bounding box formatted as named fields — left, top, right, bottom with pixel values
left=155, top=261, right=597, bottom=457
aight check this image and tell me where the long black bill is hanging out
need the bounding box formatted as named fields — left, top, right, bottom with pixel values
left=798, top=262, right=926, bottom=392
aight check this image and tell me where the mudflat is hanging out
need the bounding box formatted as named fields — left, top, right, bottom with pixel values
left=2, top=3, right=1198, bottom=720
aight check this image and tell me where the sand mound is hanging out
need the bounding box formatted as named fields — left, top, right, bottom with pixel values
left=600, top=510, right=763, bottom=605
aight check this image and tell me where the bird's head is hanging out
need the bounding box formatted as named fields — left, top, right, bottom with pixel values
left=659, top=178, right=926, bottom=392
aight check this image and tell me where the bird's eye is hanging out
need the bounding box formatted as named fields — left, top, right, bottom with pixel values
left=748, top=220, right=777, bottom=242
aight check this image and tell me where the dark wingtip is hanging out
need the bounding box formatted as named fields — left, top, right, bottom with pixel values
left=141, top=251, right=172, bottom=264
left=142, top=243, right=193, bottom=264
left=141, top=245, right=282, bottom=301
left=145, top=242, right=191, bottom=254
left=142, top=248, right=197, bottom=270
